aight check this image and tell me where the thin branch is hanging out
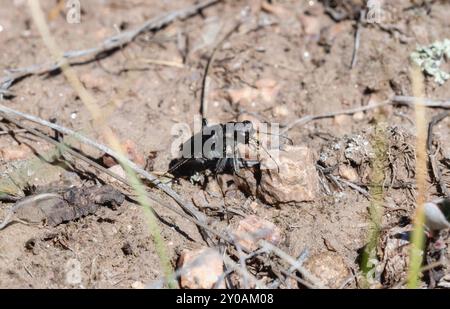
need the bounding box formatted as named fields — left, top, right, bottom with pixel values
left=339, top=178, right=371, bottom=199
left=282, top=95, right=450, bottom=134
left=393, top=96, right=450, bottom=108
left=281, top=101, right=389, bottom=134
left=0, top=128, right=27, bottom=135
left=350, top=10, right=364, bottom=69
left=269, top=248, right=309, bottom=289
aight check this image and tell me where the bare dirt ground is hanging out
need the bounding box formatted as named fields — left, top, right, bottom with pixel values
left=0, top=0, right=450, bottom=289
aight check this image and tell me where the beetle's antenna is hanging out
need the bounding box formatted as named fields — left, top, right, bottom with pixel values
left=249, top=136, right=280, bottom=173
left=257, top=131, right=293, bottom=145
left=158, top=157, right=192, bottom=181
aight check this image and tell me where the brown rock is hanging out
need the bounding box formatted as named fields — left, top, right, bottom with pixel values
left=325, top=22, right=349, bottom=42
left=191, top=191, right=209, bottom=209
left=233, top=215, right=281, bottom=252
left=102, top=154, right=117, bottom=168
left=304, top=252, right=350, bottom=289
left=178, top=248, right=224, bottom=289
left=234, top=168, right=259, bottom=197
left=236, top=145, right=320, bottom=204
left=228, top=86, right=258, bottom=106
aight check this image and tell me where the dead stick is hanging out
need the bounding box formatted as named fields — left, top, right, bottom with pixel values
left=282, top=96, right=450, bottom=134
left=350, top=9, right=365, bottom=69
left=281, top=101, right=390, bottom=134
left=261, top=241, right=327, bottom=289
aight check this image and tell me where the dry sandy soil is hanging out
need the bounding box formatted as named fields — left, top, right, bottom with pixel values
left=0, top=0, right=450, bottom=289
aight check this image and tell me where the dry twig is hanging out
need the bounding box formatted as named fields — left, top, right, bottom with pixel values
left=282, top=95, right=450, bottom=134
left=350, top=10, right=365, bottom=69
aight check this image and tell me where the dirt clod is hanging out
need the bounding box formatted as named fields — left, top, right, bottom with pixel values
left=304, top=251, right=350, bottom=289
left=11, top=185, right=125, bottom=227
left=236, top=145, right=321, bottom=205
left=178, top=247, right=224, bottom=289
left=121, top=242, right=134, bottom=256
left=233, top=215, right=282, bottom=252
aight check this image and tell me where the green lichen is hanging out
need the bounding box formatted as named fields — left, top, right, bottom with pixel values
left=410, top=39, right=450, bottom=85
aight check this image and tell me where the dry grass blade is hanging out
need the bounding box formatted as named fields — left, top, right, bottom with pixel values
left=407, top=65, right=428, bottom=288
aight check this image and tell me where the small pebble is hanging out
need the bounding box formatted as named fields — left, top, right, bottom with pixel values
left=131, top=281, right=146, bottom=289
left=233, top=215, right=281, bottom=251
left=353, top=112, right=365, bottom=121
left=178, top=248, right=224, bottom=289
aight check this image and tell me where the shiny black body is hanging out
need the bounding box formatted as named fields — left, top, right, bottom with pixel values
left=169, top=120, right=259, bottom=177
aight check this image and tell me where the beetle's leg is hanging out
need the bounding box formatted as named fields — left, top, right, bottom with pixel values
left=215, top=158, right=227, bottom=173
